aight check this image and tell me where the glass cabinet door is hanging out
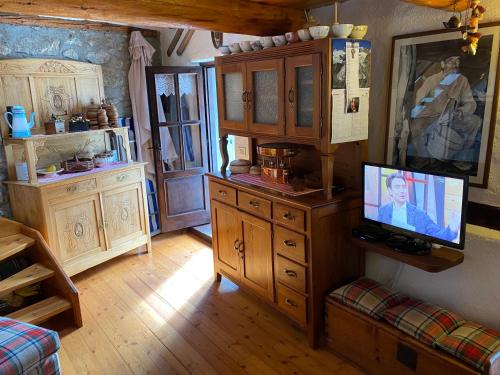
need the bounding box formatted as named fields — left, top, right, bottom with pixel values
left=246, top=59, right=284, bottom=136
left=285, top=54, right=321, bottom=139
left=216, top=63, right=247, bottom=131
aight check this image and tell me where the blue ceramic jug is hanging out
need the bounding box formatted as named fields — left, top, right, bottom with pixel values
left=3, top=105, right=35, bottom=138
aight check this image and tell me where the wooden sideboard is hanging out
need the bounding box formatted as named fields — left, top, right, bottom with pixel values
left=6, top=162, right=151, bottom=276
left=209, top=173, right=363, bottom=348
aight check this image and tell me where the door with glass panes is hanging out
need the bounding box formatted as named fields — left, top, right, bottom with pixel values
left=146, top=67, right=210, bottom=232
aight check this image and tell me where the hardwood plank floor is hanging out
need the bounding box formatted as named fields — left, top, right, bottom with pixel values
left=59, top=232, right=364, bottom=375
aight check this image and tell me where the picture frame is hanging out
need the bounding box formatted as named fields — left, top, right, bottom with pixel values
left=386, top=23, right=500, bottom=188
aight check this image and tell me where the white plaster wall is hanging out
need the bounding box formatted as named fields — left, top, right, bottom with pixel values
left=312, top=0, right=500, bottom=330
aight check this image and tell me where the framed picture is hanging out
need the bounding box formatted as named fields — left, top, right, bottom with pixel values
left=386, top=23, right=500, bottom=187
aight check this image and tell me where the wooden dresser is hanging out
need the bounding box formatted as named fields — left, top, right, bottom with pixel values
left=6, top=161, right=151, bottom=276
left=209, top=173, right=363, bottom=348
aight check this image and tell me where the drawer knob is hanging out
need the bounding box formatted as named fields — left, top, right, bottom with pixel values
left=218, top=190, right=228, bottom=197
left=283, top=212, right=295, bottom=221
left=285, top=297, right=297, bottom=307
left=283, top=240, right=296, bottom=247
left=249, top=200, right=260, bottom=208
left=284, top=269, right=297, bottom=278
left=66, top=185, right=77, bottom=193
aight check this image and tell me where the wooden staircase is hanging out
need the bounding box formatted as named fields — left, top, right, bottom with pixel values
left=0, top=218, right=82, bottom=328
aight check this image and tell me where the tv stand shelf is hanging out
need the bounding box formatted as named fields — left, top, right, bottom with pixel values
left=353, top=238, right=464, bottom=273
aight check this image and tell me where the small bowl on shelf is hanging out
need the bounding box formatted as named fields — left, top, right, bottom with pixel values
left=259, top=36, right=274, bottom=49
left=349, top=25, right=368, bottom=39
left=250, top=40, right=263, bottom=51
left=218, top=45, right=231, bottom=55
left=36, top=168, right=63, bottom=178
left=309, top=26, right=330, bottom=40
left=229, top=43, right=242, bottom=53
left=298, top=29, right=312, bottom=41
left=285, top=31, right=300, bottom=43
left=272, top=35, right=287, bottom=47
left=239, top=41, right=253, bottom=52
left=332, top=23, right=354, bottom=38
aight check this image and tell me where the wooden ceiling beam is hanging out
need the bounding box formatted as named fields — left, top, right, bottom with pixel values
left=402, top=0, right=468, bottom=11
left=0, top=0, right=305, bottom=36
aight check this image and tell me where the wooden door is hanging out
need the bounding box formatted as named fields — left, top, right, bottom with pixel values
left=285, top=54, right=321, bottom=139
left=49, top=194, right=106, bottom=265
left=146, top=66, right=210, bottom=232
left=239, top=211, right=274, bottom=301
left=211, top=200, right=241, bottom=281
left=246, top=59, right=284, bottom=136
left=216, top=63, right=247, bottom=131
left=101, top=183, right=146, bottom=250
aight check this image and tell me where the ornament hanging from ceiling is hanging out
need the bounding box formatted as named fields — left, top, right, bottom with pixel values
left=461, top=0, right=486, bottom=55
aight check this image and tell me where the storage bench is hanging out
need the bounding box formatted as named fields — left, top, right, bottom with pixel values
left=325, top=279, right=499, bottom=375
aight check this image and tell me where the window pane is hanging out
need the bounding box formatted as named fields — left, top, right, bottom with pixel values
left=183, top=124, right=203, bottom=169
left=155, top=74, right=177, bottom=122
left=253, top=70, right=278, bottom=124
left=296, top=66, right=313, bottom=128
left=179, top=73, right=199, bottom=121
left=223, top=72, right=244, bottom=121
left=159, top=125, right=182, bottom=171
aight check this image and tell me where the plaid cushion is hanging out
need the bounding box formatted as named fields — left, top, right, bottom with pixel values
left=330, top=277, right=408, bottom=319
left=0, top=317, right=60, bottom=375
left=435, top=322, right=500, bottom=371
left=383, top=298, right=465, bottom=346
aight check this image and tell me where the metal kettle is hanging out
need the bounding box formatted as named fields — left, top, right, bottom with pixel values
left=3, top=105, right=35, bottom=138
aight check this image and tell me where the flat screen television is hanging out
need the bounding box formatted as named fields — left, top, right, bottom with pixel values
left=362, top=163, right=468, bottom=250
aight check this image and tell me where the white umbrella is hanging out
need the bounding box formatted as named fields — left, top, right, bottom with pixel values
left=128, top=31, right=156, bottom=176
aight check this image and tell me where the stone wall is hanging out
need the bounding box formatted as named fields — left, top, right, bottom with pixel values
left=0, top=23, right=161, bottom=217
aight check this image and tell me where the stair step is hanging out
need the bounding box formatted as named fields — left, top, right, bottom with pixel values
left=7, top=296, right=72, bottom=325
left=0, top=263, right=54, bottom=297
left=0, top=234, right=35, bottom=262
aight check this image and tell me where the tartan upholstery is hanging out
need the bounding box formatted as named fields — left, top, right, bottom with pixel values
left=330, top=277, right=408, bottom=319
left=0, top=317, right=61, bottom=375
left=434, top=322, right=500, bottom=371
left=382, top=298, right=465, bottom=346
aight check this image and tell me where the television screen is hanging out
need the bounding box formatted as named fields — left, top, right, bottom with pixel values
left=363, top=163, right=468, bottom=249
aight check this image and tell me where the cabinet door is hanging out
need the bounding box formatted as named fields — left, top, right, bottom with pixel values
left=285, top=54, right=321, bottom=139
left=49, top=194, right=106, bottom=265
left=216, top=63, right=247, bottom=131
left=247, top=59, right=285, bottom=136
left=101, top=183, right=146, bottom=250
left=211, top=200, right=241, bottom=281
left=239, top=211, right=274, bottom=301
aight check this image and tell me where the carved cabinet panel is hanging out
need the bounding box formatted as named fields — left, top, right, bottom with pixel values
left=50, top=193, right=106, bottom=264
left=101, top=183, right=146, bottom=250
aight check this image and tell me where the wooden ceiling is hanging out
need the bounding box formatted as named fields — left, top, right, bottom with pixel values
left=0, top=0, right=469, bottom=36
left=402, top=0, right=468, bottom=11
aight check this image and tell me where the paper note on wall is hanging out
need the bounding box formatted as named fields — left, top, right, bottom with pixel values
left=331, top=88, right=369, bottom=144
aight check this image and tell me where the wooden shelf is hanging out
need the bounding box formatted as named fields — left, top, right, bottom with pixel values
left=4, top=127, right=129, bottom=145
left=0, top=263, right=54, bottom=297
left=352, top=237, right=464, bottom=273
left=7, top=296, right=72, bottom=325
left=0, top=233, right=35, bottom=262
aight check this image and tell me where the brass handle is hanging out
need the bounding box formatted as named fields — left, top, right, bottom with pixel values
left=283, top=212, right=295, bottom=221
left=218, top=190, right=228, bottom=197
left=234, top=239, right=239, bottom=251
left=117, top=174, right=126, bottom=182
left=103, top=220, right=108, bottom=228
left=285, top=297, right=297, bottom=307
left=246, top=91, right=252, bottom=110
left=66, top=185, right=77, bottom=193
left=238, top=241, right=245, bottom=258
left=288, top=88, right=295, bottom=104
left=283, top=240, right=296, bottom=247
left=249, top=200, right=260, bottom=208
left=241, top=91, right=247, bottom=102
left=284, top=269, right=297, bottom=278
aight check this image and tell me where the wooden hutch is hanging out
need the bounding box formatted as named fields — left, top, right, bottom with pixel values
left=208, top=38, right=369, bottom=348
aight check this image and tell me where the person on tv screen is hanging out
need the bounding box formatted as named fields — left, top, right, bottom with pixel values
left=378, top=173, right=460, bottom=242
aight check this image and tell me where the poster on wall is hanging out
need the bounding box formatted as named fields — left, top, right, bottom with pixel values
left=386, top=24, right=500, bottom=188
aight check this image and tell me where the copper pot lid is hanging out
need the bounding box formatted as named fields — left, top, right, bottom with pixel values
left=256, top=143, right=299, bottom=157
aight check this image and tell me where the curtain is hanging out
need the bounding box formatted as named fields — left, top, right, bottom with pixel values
left=128, top=31, right=156, bottom=176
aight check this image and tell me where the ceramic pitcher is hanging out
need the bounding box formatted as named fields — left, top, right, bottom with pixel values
left=3, top=105, right=35, bottom=138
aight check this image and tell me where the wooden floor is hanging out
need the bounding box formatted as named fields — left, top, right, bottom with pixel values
left=57, top=232, right=363, bottom=375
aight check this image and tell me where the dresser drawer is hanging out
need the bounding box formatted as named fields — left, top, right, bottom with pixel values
left=209, top=181, right=237, bottom=206
left=101, top=168, right=142, bottom=187
left=238, top=191, right=271, bottom=219
left=276, top=255, right=306, bottom=294
left=274, top=225, right=306, bottom=263
left=277, top=284, right=307, bottom=326
left=274, top=203, right=306, bottom=232
left=45, top=178, right=97, bottom=201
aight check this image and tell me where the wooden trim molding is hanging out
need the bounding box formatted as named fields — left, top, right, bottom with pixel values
left=467, top=202, right=500, bottom=231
